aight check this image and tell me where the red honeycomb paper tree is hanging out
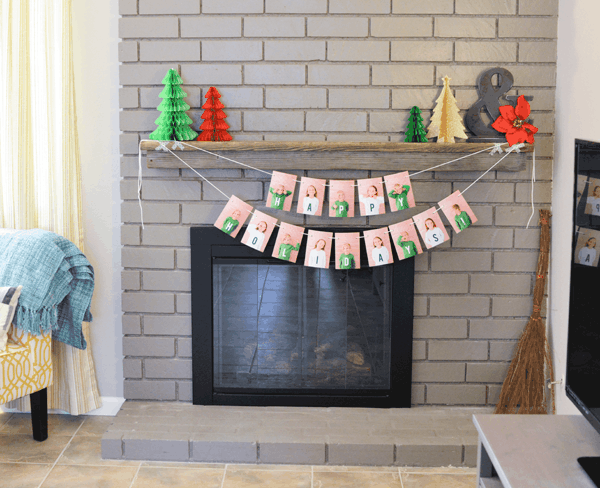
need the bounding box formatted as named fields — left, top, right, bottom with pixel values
left=197, top=87, right=233, bottom=142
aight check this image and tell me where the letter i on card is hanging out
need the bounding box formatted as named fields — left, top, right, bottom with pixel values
left=304, top=230, right=333, bottom=269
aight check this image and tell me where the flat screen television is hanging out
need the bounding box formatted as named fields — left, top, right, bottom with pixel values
left=567, top=139, right=600, bottom=485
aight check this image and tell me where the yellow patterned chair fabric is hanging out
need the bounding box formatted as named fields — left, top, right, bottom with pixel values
left=0, top=325, right=52, bottom=405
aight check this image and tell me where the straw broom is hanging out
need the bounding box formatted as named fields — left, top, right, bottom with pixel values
left=495, top=209, right=555, bottom=415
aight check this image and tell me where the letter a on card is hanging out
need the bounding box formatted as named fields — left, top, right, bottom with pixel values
left=363, top=228, right=394, bottom=267
left=214, top=195, right=253, bottom=238
left=267, top=171, right=297, bottom=212
left=272, top=222, right=304, bottom=263
left=297, top=177, right=326, bottom=216
left=304, top=230, right=333, bottom=269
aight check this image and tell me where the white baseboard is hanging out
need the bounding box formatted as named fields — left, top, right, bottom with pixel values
left=1, top=396, right=125, bottom=417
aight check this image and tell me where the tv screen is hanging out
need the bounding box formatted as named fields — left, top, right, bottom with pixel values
left=567, top=139, right=600, bottom=437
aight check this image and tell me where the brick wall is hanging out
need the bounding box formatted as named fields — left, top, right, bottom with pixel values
left=119, top=0, right=557, bottom=405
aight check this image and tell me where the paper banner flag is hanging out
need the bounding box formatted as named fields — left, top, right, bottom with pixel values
left=241, top=210, right=279, bottom=253
left=585, top=177, right=600, bottom=217
left=577, top=174, right=589, bottom=208
left=575, top=226, right=600, bottom=267
left=297, top=177, right=327, bottom=216
left=357, top=177, right=386, bottom=216
left=335, top=232, right=361, bottom=270
left=272, top=222, right=304, bottom=263
left=389, top=220, right=423, bottom=261
left=214, top=195, right=253, bottom=238
left=267, top=170, right=297, bottom=212
left=363, top=228, right=394, bottom=267
left=384, top=171, right=416, bottom=212
left=439, top=191, right=478, bottom=233
left=329, top=180, right=355, bottom=218
left=304, top=229, right=333, bottom=269
left=413, top=207, right=450, bottom=249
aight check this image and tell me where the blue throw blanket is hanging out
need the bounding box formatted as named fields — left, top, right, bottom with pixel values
left=0, top=229, right=94, bottom=349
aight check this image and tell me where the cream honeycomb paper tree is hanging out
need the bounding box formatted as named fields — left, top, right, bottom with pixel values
left=427, top=75, right=468, bottom=143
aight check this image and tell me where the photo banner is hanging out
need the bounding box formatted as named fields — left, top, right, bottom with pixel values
left=304, top=229, right=333, bottom=269
left=214, top=195, right=253, bottom=238
left=384, top=171, right=416, bottom=212
left=335, top=232, right=361, bottom=270
left=272, top=222, right=304, bottom=263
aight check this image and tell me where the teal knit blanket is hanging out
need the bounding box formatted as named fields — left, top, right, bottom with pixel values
left=0, top=229, right=94, bottom=349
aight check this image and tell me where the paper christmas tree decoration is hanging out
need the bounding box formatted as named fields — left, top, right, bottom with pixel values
left=427, top=76, right=468, bottom=143
left=149, top=69, right=198, bottom=141
left=404, top=106, right=428, bottom=142
left=197, top=87, right=233, bottom=142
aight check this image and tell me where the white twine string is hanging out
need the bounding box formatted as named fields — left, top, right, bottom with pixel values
left=525, top=147, right=536, bottom=229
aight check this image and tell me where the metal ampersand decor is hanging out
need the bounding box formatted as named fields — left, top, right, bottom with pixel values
left=465, top=67, right=533, bottom=142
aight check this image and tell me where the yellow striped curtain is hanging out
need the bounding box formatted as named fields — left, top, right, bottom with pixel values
left=0, top=0, right=101, bottom=415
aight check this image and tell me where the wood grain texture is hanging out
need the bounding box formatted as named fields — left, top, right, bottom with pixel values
left=142, top=141, right=529, bottom=172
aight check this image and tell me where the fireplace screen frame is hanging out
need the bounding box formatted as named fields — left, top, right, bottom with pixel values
left=191, top=227, right=414, bottom=408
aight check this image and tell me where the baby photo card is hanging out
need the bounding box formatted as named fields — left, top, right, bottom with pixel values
left=388, top=220, right=423, bottom=261
left=334, top=232, right=361, bottom=270
left=329, top=180, right=355, bottom=218
left=297, top=177, right=327, bottom=216
left=214, top=195, right=253, bottom=239
left=241, top=210, right=278, bottom=253
left=304, top=229, right=333, bottom=269
left=267, top=171, right=297, bottom=212
left=384, top=171, right=416, bottom=212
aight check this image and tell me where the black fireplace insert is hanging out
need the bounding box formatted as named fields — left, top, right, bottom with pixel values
left=191, top=227, right=414, bottom=408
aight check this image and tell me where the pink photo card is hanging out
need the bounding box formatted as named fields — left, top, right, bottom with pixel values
left=329, top=180, right=355, bottom=218
left=363, top=227, right=394, bottom=267
left=272, top=222, right=304, bottom=263
left=241, top=210, right=279, bottom=253
left=413, top=207, right=450, bottom=249
left=357, top=177, right=386, bottom=216
left=266, top=171, right=297, bottom=212
left=335, top=232, right=361, bottom=270
left=213, top=195, right=253, bottom=239
left=388, top=220, right=423, bottom=261
left=384, top=171, right=416, bottom=212
left=296, top=177, right=327, bottom=216
left=304, top=229, right=333, bottom=269
left=439, top=191, right=478, bottom=234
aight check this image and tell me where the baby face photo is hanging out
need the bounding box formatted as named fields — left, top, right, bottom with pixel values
left=413, top=207, right=450, bottom=249
left=357, top=177, right=386, bottom=217
left=363, top=228, right=394, bottom=267
left=296, top=177, right=327, bottom=217
left=389, top=220, right=423, bottom=261
left=585, top=177, right=600, bottom=216
left=384, top=171, right=416, bottom=212
left=574, top=227, right=600, bottom=267
left=272, top=222, right=304, bottom=263
left=214, top=195, right=253, bottom=239
left=439, top=191, right=478, bottom=234
left=267, top=170, right=297, bottom=212
left=241, top=210, right=278, bottom=253
left=577, top=175, right=588, bottom=208
left=335, top=232, right=361, bottom=270
left=329, top=180, right=355, bottom=218
left=304, top=230, right=333, bottom=269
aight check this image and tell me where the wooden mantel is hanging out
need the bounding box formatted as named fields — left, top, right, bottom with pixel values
left=141, top=141, right=532, bottom=172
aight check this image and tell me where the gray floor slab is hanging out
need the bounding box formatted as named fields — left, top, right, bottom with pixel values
left=102, top=401, right=489, bottom=466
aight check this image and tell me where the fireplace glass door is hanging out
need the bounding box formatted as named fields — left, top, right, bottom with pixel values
left=213, top=262, right=391, bottom=391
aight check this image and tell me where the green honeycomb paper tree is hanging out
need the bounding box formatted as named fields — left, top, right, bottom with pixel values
left=149, top=69, right=198, bottom=141
left=404, top=106, right=428, bottom=142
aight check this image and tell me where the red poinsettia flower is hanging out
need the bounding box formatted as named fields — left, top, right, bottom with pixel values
left=491, top=95, right=538, bottom=147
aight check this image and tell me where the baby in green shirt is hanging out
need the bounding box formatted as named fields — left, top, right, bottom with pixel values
left=278, top=233, right=300, bottom=261
left=338, top=243, right=356, bottom=269
left=453, top=204, right=472, bottom=231
left=269, top=184, right=293, bottom=210
left=397, top=231, right=417, bottom=259
left=221, top=209, right=241, bottom=235
left=388, top=183, right=411, bottom=211
left=331, top=190, right=349, bottom=218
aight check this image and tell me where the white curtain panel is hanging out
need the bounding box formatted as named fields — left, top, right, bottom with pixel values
left=0, top=0, right=101, bottom=415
